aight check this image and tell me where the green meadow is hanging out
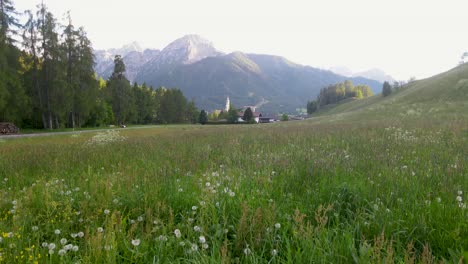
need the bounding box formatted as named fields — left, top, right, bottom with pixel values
left=1, top=117, right=467, bottom=263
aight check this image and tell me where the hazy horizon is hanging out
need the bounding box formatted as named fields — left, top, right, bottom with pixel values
left=15, top=0, right=468, bottom=81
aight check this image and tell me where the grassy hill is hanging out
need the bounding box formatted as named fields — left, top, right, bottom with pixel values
left=312, top=63, right=468, bottom=122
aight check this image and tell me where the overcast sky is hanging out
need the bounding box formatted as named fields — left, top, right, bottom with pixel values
left=15, top=0, right=468, bottom=80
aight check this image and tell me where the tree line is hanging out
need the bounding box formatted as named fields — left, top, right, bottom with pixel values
left=307, top=80, right=373, bottom=114
left=0, top=0, right=197, bottom=129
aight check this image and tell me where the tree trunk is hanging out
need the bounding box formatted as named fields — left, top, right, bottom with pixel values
left=54, top=114, right=59, bottom=129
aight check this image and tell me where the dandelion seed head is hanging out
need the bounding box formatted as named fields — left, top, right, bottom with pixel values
left=174, top=229, right=181, bottom=238
left=60, top=238, right=67, bottom=245
left=274, top=223, right=281, bottom=229
left=199, top=236, right=206, bottom=244
left=54, top=229, right=61, bottom=235
left=64, top=244, right=73, bottom=250
left=131, top=239, right=140, bottom=246
left=244, top=247, right=251, bottom=255
left=58, top=249, right=66, bottom=256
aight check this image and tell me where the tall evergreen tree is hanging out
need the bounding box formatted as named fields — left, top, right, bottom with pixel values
left=74, top=27, right=98, bottom=127
left=382, top=81, right=392, bottom=97
left=243, top=107, right=253, bottom=122
left=198, top=109, right=208, bottom=125
left=107, top=55, right=134, bottom=125
left=0, top=0, right=28, bottom=124
left=37, top=3, right=67, bottom=129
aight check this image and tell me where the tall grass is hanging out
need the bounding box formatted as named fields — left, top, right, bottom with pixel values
left=0, top=118, right=466, bottom=263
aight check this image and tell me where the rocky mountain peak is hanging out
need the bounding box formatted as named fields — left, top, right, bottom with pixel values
left=161, top=34, right=222, bottom=64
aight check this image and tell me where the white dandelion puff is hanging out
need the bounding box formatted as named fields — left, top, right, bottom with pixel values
left=199, top=236, right=206, bottom=244
left=174, top=229, right=181, bottom=238
left=131, top=239, right=140, bottom=246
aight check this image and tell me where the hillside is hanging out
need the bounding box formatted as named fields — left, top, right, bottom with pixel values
left=313, top=63, right=468, bottom=121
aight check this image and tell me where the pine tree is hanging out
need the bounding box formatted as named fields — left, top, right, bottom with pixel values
left=22, top=10, right=47, bottom=128
left=198, top=110, right=208, bottom=125
left=243, top=107, right=253, bottom=122
left=107, top=55, right=134, bottom=125
left=74, top=27, right=98, bottom=127
left=0, top=0, right=28, bottom=125
left=382, top=81, right=392, bottom=97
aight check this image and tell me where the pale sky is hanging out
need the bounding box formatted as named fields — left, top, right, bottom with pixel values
left=15, top=0, right=468, bottom=80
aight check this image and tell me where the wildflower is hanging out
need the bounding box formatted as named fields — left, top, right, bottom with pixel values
left=7, top=232, right=13, bottom=238
left=194, top=226, right=201, bottom=232
left=274, top=223, right=281, bottom=229
left=191, top=244, right=198, bottom=251
left=58, top=249, right=66, bottom=256
left=72, top=245, right=79, bottom=252
left=77, top=232, right=84, bottom=238
left=174, top=229, right=181, bottom=238
left=205, top=182, right=211, bottom=187
left=192, top=206, right=198, bottom=211
left=436, top=197, right=441, bottom=203
left=64, top=244, right=73, bottom=250
left=244, top=247, right=251, bottom=255
left=229, top=191, right=235, bottom=197
left=97, top=227, right=104, bottom=233
left=60, top=238, right=67, bottom=245
left=178, top=188, right=183, bottom=192
left=158, top=235, right=167, bottom=242
left=54, top=229, right=61, bottom=235
left=48, top=249, right=55, bottom=255
left=200, top=201, right=206, bottom=206
left=272, top=249, right=278, bottom=256
left=131, top=239, right=140, bottom=246
left=113, top=199, right=119, bottom=204
left=104, top=209, right=110, bottom=215
left=373, top=204, right=379, bottom=211
left=458, top=190, right=463, bottom=196
left=137, top=216, right=144, bottom=222
left=179, top=241, right=185, bottom=247
left=199, top=236, right=206, bottom=244
left=456, top=196, right=463, bottom=202
left=202, top=243, right=209, bottom=249
left=11, top=200, right=17, bottom=205
left=41, top=242, right=48, bottom=248
left=70, top=233, right=77, bottom=238
left=48, top=243, right=56, bottom=250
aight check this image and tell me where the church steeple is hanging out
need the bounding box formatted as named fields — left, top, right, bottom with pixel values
left=225, top=97, right=230, bottom=112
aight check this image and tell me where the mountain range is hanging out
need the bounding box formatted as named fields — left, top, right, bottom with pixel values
left=94, top=35, right=383, bottom=113
left=329, top=66, right=396, bottom=83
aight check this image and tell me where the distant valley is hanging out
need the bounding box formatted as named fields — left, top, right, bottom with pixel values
left=95, top=35, right=383, bottom=113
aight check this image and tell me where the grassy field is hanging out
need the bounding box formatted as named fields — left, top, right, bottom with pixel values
left=1, top=64, right=468, bottom=263
left=0, top=117, right=467, bottom=263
